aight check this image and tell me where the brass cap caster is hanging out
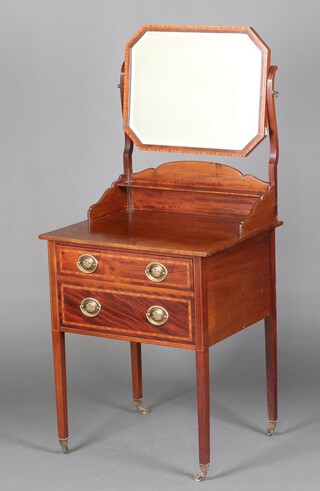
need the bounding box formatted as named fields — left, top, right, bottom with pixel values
left=59, top=438, right=69, bottom=454
left=134, top=399, right=150, bottom=415
left=194, top=464, right=209, bottom=481
left=267, top=420, right=277, bottom=437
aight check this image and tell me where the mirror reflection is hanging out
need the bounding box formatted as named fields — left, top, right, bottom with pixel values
left=124, top=27, right=269, bottom=156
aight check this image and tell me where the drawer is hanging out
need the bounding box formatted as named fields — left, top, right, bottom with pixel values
left=59, top=284, right=194, bottom=344
left=56, top=245, right=193, bottom=290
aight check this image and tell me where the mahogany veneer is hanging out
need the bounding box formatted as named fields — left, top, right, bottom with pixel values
left=40, top=25, right=281, bottom=482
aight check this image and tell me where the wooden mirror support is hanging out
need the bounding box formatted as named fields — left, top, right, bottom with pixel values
left=40, top=25, right=281, bottom=481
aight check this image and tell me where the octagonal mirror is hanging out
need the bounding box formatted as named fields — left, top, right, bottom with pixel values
left=123, top=25, right=270, bottom=157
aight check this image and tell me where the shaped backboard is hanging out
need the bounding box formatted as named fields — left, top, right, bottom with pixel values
left=123, top=25, right=270, bottom=157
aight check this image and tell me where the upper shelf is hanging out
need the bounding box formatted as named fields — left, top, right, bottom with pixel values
left=123, top=25, right=270, bottom=157
left=86, top=161, right=279, bottom=239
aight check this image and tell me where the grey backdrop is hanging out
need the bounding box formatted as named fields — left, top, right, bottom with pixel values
left=1, top=1, right=319, bottom=490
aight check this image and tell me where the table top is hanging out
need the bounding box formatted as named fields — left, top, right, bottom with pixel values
left=40, top=209, right=280, bottom=257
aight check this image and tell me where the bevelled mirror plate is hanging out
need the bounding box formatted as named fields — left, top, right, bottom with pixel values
left=123, top=26, right=270, bottom=157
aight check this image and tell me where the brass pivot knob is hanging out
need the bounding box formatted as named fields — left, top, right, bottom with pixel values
left=145, top=262, right=168, bottom=282
left=146, top=306, right=169, bottom=326
left=80, top=298, right=101, bottom=317
left=77, top=254, right=98, bottom=274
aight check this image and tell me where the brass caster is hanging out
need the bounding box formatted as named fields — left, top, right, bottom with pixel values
left=59, top=438, right=69, bottom=454
left=266, top=420, right=277, bottom=437
left=134, top=398, right=149, bottom=415
left=194, top=464, right=209, bottom=481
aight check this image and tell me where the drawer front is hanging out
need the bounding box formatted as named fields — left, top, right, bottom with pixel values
left=56, top=245, right=193, bottom=290
left=59, top=284, right=194, bottom=344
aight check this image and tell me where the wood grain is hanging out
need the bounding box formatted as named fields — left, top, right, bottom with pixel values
left=57, top=245, right=193, bottom=290
left=131, top=187, right=257, bottom=217
left=40, top=27, right=281, bottom=480
left=59, top=284, right=195, bottom=344
left=193, top=256, right=208, bottom=351
left=265, top=228, right=278, bottom=423
left=267, top=66, right=279, bottom=216
left=52, top=330, right=68, bottom=440
left=265, top=315, right=277, bottom=423
left=88, top=174, right=128, bottom=222
left=60, top=326, right=195, bottom=350
left=130, top=342, right=143, bottom=400
left=123, top=161, right=268, bottom=191
left=240, top=186, right=277, bottom=236
left=196, top=349, right=210, bottom=465
left=40, top=210, right=280, bottom=257
left=48, top=241, right=60, bottom=332
left=206, top=231, right=272, bottom=346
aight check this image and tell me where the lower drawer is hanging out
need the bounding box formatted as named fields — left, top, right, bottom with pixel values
left=59, top=284, right=194, bottom=344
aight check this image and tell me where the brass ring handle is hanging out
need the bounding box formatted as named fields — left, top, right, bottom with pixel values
left=145, top=262, right=168, bottom=282
left=77, top=254, right=98, bottom=274
left=146, top=306, right=169, bottom=326
left=80, top=297, right=101, bottom=317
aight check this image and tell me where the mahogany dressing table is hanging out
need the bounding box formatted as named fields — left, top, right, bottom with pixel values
left=40, top=25, right=281, bottom=481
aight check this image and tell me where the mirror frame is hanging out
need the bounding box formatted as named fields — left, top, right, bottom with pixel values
left=123, top=25, right=270, bottom=157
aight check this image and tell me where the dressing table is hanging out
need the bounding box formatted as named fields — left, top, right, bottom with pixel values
left=40, top=25, right=281, bottom=481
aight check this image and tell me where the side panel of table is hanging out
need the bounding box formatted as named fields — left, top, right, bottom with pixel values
left=206, top=231, right=273, bottom=345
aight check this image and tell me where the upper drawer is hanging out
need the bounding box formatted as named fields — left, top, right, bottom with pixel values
left=56, top=245, right=193, bottom=290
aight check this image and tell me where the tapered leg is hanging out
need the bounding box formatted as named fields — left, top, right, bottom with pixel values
left=194, top=349, right=210, bottom=481
left=265, top=229, right=278, bottom=436
left=265, top=314, right=277, bottom=436
left=52, top=330, right=69, bottom=453
left=130, top=342, right=149, bottom=415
